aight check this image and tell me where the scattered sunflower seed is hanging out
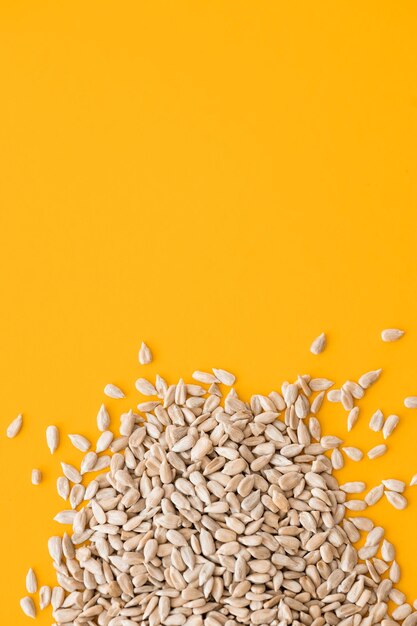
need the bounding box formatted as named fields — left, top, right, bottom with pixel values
left=139, top=341, right=153, bottom=364
left=26, top=568, right=37, bottom=593
left=368, top=444, right=387, bottom=459
left=310, top=332, right=327, bottom=354
left=382, top=414, right=400, bottom=439
left=104, top=383, right=125, bottom=399
left=369, top=408, right=384, bottom=432
left=404, top=396, right=417, bottom=409
left=68, top=433, right=91, bottom=452
left=46, top=425, right=59, bottom=454
left=20, top=596, right=36, bottom=618
left=212, top=368, right=236, bottom=386
left=31, top=469, right=42, bottom=485
left=381, top=328, right=405, bottom=342
left=6, top=413, right=23, bottom=438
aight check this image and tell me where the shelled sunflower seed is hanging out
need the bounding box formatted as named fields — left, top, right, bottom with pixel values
left=21, top=360, right=416, bottom=626
left=6, top=413, right=23, bottom=438
left=310, top=331, right=326, bottom=354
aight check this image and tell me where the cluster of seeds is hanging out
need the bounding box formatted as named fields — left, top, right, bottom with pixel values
left=7, top=333, right=417, bottom=625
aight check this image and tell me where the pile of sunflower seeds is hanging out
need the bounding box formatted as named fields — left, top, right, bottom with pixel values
left=18, top=361, right=417, bottom=625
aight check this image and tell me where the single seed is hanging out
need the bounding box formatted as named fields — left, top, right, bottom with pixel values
left=26, top=568, right=37, bottom=593
left=310, top=332, right=326, bottom=355
left=20, top=597, right=36, bottom=618
left=359, top=368, right=382, bottom=389
left=31, top=469, right=42, bottom=485
left=382, top=415, right=399, bottom=439
left=212, top=368, right=236, bottom=386
left=404, top=396, right=417, bottom=409
left=104, top=383, right=125, bottom=399
left=365, top=484, right=384, bottom=506
left=368, top=444, right=387, bottom=460
left=382, top=479, right=405, bottom=493
left=139, top=341, right=153, bottom=364
left=381, top=328, right=404, bottom=342
left=46, top=425, right=59, bottom=454
left=385, top=491, right=408, bottom=510
left=68, top=433, right=91, bottom=452
left=347, top=407, right=360, bottom=431
left=97, top=404, right=110, bottom=431
left=369, top=409, right=384, bottom=432
left=342, top=446, right=364, bottom=461
left=6, top=413, right=23, bottom=438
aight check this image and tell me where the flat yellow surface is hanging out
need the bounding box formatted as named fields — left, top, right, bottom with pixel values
left=1, top=1, right=417, bottom=622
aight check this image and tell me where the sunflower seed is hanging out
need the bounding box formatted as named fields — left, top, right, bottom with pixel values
left=368, top=444, right=387, bottom=459
left=139, top=341, right=153, bottom=364
left=39, top=585, right=51, bottom=610
left=95, top=430, right=113, bottom=453
left=46, top=425, right=59, bottom=454
left=31, top=469, right=42, bottom=485
left=6, top=413, right=23, bottom=438
left=26, top=568, right=37, bottom=593
left=56, top=476, right=70, bottom=500
left=382, top=414, right=399, bottom=439
left=97, top=403, right=110, bottom=431
left=20, top=596, right=36, bottom=618
left=404, top=396, right=417, bottom=409
left=347, top=407, right=360, bottom=431
left=410, top=474, right=417, bottom=486
left=381, top=328, right=404, bottom=342
left=343, top=446, right=364, bottom=461
left=382, top=479, right=405, bottom=493
left=369, top=409, right=384, bottom=431
left=365, top=484, right=384, bottom=506
left=68, top=433, right=91, bottom=452
left=385, top=491, right=408, bottom=510
left=135, top=377, right=157, bottom=395
left=212, top=368, right=236, bottom=386
left=310, top=332, right=326, bottom=354
left=61, top=462, right=82, bottom=483
left=104, top=383, right=125, bottom=398
left=192, top=370, right=219, bottom=384
left=340, top=481, right=366, bottom=493
left=359, top=368, right=382, bottom=389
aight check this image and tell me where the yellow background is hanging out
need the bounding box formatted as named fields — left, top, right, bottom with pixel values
left=1, top=1, right=417, bottom=622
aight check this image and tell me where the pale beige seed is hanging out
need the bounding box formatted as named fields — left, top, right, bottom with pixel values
left=383, top=414, right=399, bottom=439
left=321, top=435, right=343, bottom=449
left=311, top=391, right=325, bottom=414
left=347, top=407, right=360, bottom=432
left=46, top=425, right=59, bottom=454
left=331, top=448, right=344, bottom=470
left=390, top=561, right=401, bottom=584
left=39, top=585, right=51, bottom=610
left=53, top=510, right=76, bottom=524
left=382, top=539, right=396, bottom=561
left=327, top=389, right=341, bottom=402
left=340, top=481, right=366, bottom=493
left=61, top=462, right=82, bottom=483
left=344, top=500, right=367, bottom=511
left=69, top=484, right=85, bottom=509
left=369, top=409, right=384, bottom=432
left=135, top=377, right=157, bottom=395
left=31, top=469, right=42, bottom=485
left=95, top=430, right=113, bottom=453
left=56, top=476, right=70, bottom=500
left=342, top=446, right=363, bottom=461
left=367, top=444, right=387, bottom=460
left=382, top=479, right=405, bottom=493
left=20, top=597, right=36, bottom=618
left=365, top=484, right=384, bottom=506
left=385, top=490, right=408, bottom=510
left=80, top=451, right=98, bottom=474
left=6, top=413, right=23, bottom=438
left=26, top=568, right=37, bottom=593
left=410, top=473, right=417, bottom=486
left=104, top=383, right=125, bottom=399
left=359, top=368, right=382, bottom=389
left=97, top=404, right=110, bottom=431
left=139, top=341, right=153, bottom=364
left=212, top=368, right=236, bottom=386
left=381, top=328, right=404, bottom=342
left=404, top=396, right=417, bottom=409
left=192, top=370, right=219, bottom=384
left=68, top=433, right=91, bottom=452
left=310, top=332, right=326, bottom=355
left=309, top=378, right=334, bottom=391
